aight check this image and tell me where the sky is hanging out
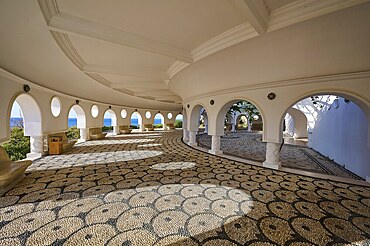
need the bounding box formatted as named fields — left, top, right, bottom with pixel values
left=10, top=101, right=22, bottom=117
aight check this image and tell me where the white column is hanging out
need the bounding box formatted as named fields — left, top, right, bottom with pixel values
left=231, top=123, right=236, bottom=132
left=183, top=129, right=189, bottom=142
left=113, top=125, right=120, bottom=135
left=208, top=135, right=223, bottom=155
left=204, top=124, right=208, bottom=134
left=79, top=128, right=88, bottom=142
left=247, top=122, right=252, bottom=132
left=188, top=131, right=197, bottom=146
left=27, top=135, right=43, bottom=159
left=263, top=142, right=281, bottom=169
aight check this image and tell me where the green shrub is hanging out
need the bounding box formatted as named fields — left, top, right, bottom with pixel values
left=153, top=124, right=163, bottom=129
left=66, top=126, right=80, bottom=140
left=130, top=125, right=139, bottom=129
left=2, top=127, right=30, bottom=161
left=174, top=120, right=182, bottom=128
left=102, top=126, right=113, bottom=132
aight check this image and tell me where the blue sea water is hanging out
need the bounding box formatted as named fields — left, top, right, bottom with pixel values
left=11, top=117, right=162, bottom=128
left=10, top=117, right=23, bottom=128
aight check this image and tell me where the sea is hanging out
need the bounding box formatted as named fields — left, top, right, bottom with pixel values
left=10, top=118, right=162, bottom=128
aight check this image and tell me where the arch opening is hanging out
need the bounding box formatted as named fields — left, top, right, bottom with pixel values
left=154, top=113, right=164, bottom=129
left=68, top=105, right=87, bottom=141
left=103, top=109, right=117, bottom=127
left=175, top=113, right=183, bottom=129
left=131, top=112, right=143, bottom=131
left=218, top=100, right=263, bottom=136
left=197, top=99, right=265, bottom=160
left=281, top=94, right=369, bottom=181
left=4, top=93, right=43, bottom=160
left=68, top=105, right=86, bottom=129
left=188, top=105, right=209, bottom=133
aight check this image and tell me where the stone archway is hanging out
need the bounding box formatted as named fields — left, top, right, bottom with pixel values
left=104, top=109, right=118, bottom=135
left=130, top=112, right=143, bottom=131
left=68, top=104, right=87, bottom=141
left=154, top=113, right=165, bottom=130
left=281, top=94, right=370, bottom=180
left=9, top=93, right=43, bottom=159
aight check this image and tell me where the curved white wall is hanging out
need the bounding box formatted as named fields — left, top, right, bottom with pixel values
left=170, top=4, right=370, bottom=101
left=308, top=98, right=370, bottom=179
left=0, top=73, right=180, bottom=143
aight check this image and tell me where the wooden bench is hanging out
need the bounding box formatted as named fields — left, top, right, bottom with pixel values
left=89, top=127, right=107, bottom=140
left=0, top=146, right=32, bottom=195
left=119, top=125, right=132, bottom=134
left=165, top=123, right=175, bottom=130
left=48, top=132, right=77, bottom=153
left=144, top=124, right=154, bottom=131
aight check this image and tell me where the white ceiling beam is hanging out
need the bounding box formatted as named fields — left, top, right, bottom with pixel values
left=234, top=0, right=270, bottom=34
left=83, top=64, right=169, bottom=80
left=191, top=23, right=258, bottom=62
left=154, top=95, right=182, bottom=101
left=134, top=90, right=175, bottom=97
left=111, top=83, right=168, bottom=90
left=47, top=13, right=193, bottom=63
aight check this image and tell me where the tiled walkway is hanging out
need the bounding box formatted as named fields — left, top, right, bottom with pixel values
left=198, top=132, right=361, bottom=180
left=0, top=131, right=369, bottom=245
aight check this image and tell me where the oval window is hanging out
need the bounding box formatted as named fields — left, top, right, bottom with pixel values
left=167, top=112, right=173, bottom=119
left=121, top=109, right=127, bottom=118
left=91, top=105, right=99, bottom=118
left=51, top=96, right=61, bottom=117
left=145, top=111, right=151, bottom=119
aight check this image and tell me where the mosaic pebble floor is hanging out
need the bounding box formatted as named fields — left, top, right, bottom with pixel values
left=0, top=131, right=369, bottom=245
left=197, top=132, right=361, bottom=180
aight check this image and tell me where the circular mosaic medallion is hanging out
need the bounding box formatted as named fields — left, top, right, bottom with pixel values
left=151, top=162, right=196, bottom=170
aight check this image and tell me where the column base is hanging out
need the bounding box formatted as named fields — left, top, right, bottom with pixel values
left=263, top=161, right=281, bottom=170
left=188, top=142, right=198, bottom=147
left=26, top=152, right=42, bottom=160
left=77, top=139, right=87, bottom=143
left=208, top=150, right=223, bottom=155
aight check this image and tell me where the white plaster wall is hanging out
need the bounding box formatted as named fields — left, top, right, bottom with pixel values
left=308, top=98, right=370, bottom=179
left=284, top=113, right=295, bottom=137
left=170, top=3, right=370, bottom=101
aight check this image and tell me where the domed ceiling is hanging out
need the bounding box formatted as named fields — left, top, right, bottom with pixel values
left=0, top=0, right=366, bottom=109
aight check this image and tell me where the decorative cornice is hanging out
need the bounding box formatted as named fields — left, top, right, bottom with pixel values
left=192, top=23, right=258, bottom=62
left=0, top=68, right=181, bottom=110
left=47, top=13, right=193, bottom=63
left=83, top=64, right=169, bottom=80
left=167, top=61, right=190, bottom=79
left=183, top=71, right=370, bottom=102
left=37, top=0, right=59, bottom=23
left=50, top=31, right=86, bottom=69
left=268, top=0, right=369, bottom=32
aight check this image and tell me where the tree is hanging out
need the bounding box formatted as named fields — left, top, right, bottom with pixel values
left=226, top=101, right=260, bottom=124
left=174, top=120, right=182, bottom=128
left=3, top=127, right=30, bottom=161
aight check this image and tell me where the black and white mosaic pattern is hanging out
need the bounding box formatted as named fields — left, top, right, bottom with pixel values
left=198, top=132, right=362, bottom=179
left=0, top=131, right=369, bottom=245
